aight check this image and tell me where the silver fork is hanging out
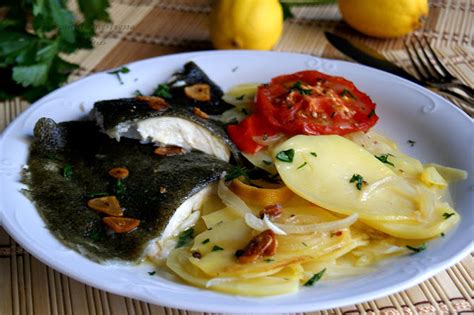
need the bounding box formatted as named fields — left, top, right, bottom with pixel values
left=404, top=35, right=473, bottom=106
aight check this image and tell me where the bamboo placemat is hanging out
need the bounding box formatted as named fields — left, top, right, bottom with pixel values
left=0, top=0, right=473, bottom=314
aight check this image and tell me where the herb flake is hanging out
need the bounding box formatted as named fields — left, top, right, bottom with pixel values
left=212, top=245, right=224, bottom=252
left=63, top=164, right=73, bottom=178
left=224, top=166, right=250, bottom=181
left=310, top=152, right=317, bottom=157
left=276, top=149, right=295, bottom=163
left=176, top=228, right=194, bottom=248
left=304, top=268, right=326, bottom=286
left=153, top=83, right=172, bottom=99
left=297, top=162, right=308, bottom=169
left=442, top=212, right=455, bottom=220
left=202, top=238, right=210, bottom=244
left=375, top=154, right=395, bottom=167
left=148, top=271, right=156, bottom=276
left=108, top=67, right=130, bottom=85
left=235, top=94, right=245, bottom=100
left=114, top=179, right=126, bottom=195
left=407, top=140, right=416, bottom=147
left=264, top=258, right=274, bottom=263
left=341, top=89, right=355, bottom=99
left=262, top=160, right=272, bottom=165
left=291, top=81, right=312, bottom=95
left=406, top=244, right=427, bottom=253
left=350, top=174, right=365, bottom=190
left=368, top=109, right=376, bottom=118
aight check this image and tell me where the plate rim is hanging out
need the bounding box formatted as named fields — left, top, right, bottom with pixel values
left=0, top=50, right=472, bottom=313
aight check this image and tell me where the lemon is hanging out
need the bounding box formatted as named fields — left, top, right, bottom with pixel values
left=209, top=0, right=283, bottom=50
left=338, top=0, right=429, bottom=38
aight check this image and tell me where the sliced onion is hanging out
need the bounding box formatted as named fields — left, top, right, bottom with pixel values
left=360, top=176, right=416, bottom=202
left=206, top=277, right=237, bottom=288
left=217, top=176, right=252, bottom=216
left=252, top=133, right=285, bottom=146
left=244, top=213, right=287, bottom=235
left=275, top=214, right=359, bottom=234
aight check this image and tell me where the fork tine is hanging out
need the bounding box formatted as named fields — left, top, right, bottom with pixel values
left=414, top=36, right=444, bottom=80
left=422, top=36, right=455, bottom=80
left=404, top=38, right=428, bottom=81
left=411, top=37, right=440, bottom=81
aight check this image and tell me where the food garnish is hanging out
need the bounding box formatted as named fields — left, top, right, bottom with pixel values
left=176, top=228, right=195, bottom=248
left=136, top=95, right=168, bottom=111
left=442, top=212, right=455, bottom=220
left=108, top=167, right=129, bottom=180
left=63, top=164, right=73, bottom=178
left=212, top=245, right=224, bottom=252
left=375, top=153, right=395, bottom=166
left=185, top=83, right=211, bottom=101
left=237, top=229, right=277, bottom=264
left=103, top=217, right=140, bottom=233
left=406, top=244, right=427, bottom=253
left=304, top=268, right=326, bottom=287
left=193, top=107, right=209, bottom=119
left=154, top=146, right=184, bottom=156
left=153, top=84, right=172, bottom=99
left=87, top=196, right=123, bottom=216
left=108, top=67, right=130, bottom=85
left=276, top=149, right=295, bottom=162
left=349, top=174, right=365, bottom=190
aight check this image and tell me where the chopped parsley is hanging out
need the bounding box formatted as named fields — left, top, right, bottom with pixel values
left=133, top=89, right=143, bottom=96
left=407, top=140, right=416, bottom=147
left=176, top=228, right=194, bottom=248
left=153, top=83, right=172, bottom=99
left=341, top=89, right=355, bottom=99
left=212, top=245, right=224, bottom=252
left=302, top=242, right=308, bottom=247
left=148, top=271, right=156, bottom=276
left=63, top=164, right=73, bottom=179
left=262, top=160, right=272, bottom=165
left=304, top=268, right=326, bottom=286
left=291, top=81, right=312, bottom=95
left=441, top=233, right=445, bottom=237
left=310, top=152, right=318, bottom=157
left=108, top=67, right=130, bottom=85
left=406, top=243, right=427, bottom=253
left=442, top=212, right=455, bottom=220
left=368, top=109, right=376, bottom=118
left=375, top=154, right=395, bottom=166
left=276, top=149, right=295, bottom=163
left=202, top=238, right=210, bottom=244
left=350, top=174, right=365, bottom=190
left=114, top=179, right=126, bottom=195
left=264, top=258, right=274, bottom=263
left=297, top=162, right=308, bottom=169
left=225, top=165, right=250, bottom=181
left=235, top=94, right=245, bottom=100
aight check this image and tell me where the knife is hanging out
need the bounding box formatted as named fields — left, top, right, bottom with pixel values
left=324, top=31, right=424, bottom=85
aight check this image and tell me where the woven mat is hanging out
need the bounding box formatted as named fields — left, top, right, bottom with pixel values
left=0, top=0, right=473, bottom=314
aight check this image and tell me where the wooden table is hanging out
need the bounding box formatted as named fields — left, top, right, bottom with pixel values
left=1, top=0, right=472, bottom=314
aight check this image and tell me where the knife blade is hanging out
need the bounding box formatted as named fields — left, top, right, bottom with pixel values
left=324, top=31, right=424, bottom=86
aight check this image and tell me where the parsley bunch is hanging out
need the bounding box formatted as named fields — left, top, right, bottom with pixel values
left=0, top=0, right=110, bottom=102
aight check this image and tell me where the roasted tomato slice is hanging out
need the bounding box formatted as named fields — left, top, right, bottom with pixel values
left=255, top=70, right=378, bottom=136
left=227, top=114, right=278, bottom=154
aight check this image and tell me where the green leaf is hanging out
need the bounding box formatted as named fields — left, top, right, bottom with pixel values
left=12, top=63, right=50, bottom=87
left=153, top=83, right=172, bottom=99
left=176, top=228, right=194, bottom=248
left=375, top=154, right=394, bottom=167
left=406, top=244, right=427, bottom=253
left=304, top=268, right=326, bottom=286
left=212, top=245, right=224, bottom=252
left=47, top=0, right=76, bottom=43
left=442, top=212, right=455, bottom=220
left=276, top=149, right=295, bottom=163
left=77, top=0, right=111, bottom=23
left=63, top=164, right=73, bottom=178
left=349, top=174, right=365, bottom=190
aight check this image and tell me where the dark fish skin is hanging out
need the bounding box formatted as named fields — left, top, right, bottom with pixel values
left=167, top=61, right=233, bottom=115
left=24, top=119, right=231, bottom=262
left=93, top=97, right=241, bottom=162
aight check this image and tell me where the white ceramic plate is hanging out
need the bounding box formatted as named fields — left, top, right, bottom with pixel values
left=0, top=51, right=472, bottom=313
